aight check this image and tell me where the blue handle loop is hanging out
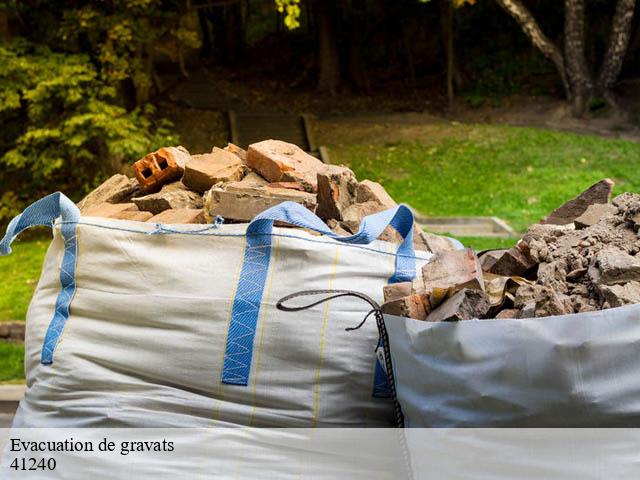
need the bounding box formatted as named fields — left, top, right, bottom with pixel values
left=1, top=192, right=80, bottom=365
left=248, top=201, right=416, bottom=284
left=222, top=201, right=417, bottom=386
left=0, top=192, right=80, bottom=256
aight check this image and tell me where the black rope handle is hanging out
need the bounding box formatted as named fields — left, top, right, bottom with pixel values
left=276, top=289, right=405, bottom=429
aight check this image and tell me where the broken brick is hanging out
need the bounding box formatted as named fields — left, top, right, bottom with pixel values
left=591, top=248, right=640, bottom=286
left=133, top=146, right=191, bottom=193
left=383, top=282, right=413, bottom=303
left=82, top=202, right=138, bottom=218
left=224, top=142, right=247, bottom=162
left=182, top=147, right=247, bottom=193
left=247, top=139, right=326, bottom=192
left=77, top=174, right=139, bottom=212
left=113, top=211, right=154, bottom=222
left=204, top=182, right=316, bottom=222
left=425, top=288, right=490, bottom=322
left=147, top=209, right=206, bottom=224
left=239, top=172, right=269, bottom=187
left=267, top=182, right=306, bottom=191
left=599, top=281, right=640, bottom=308
left=316, top=165, right=358, bottom=221
left=382, top=294, right=430, bottom=320
left=574, top=203, right=617, bottom=229
left=355, top=180, right=397, bottom=209
left=494, top=309, right=518, bottom=319
left=541, top=178, right=614, bottom=225
left=133, top=182, right=203, bottom=215
left=480, top=247, right=536, bottom=277
left=422, top=248, right=484, bottom=293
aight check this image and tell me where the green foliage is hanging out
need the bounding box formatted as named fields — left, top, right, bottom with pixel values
left=0, top=40, right=178, bottom=223
left=275, top=0, right=302, bottom=29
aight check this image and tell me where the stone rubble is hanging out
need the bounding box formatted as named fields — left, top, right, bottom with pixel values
left=382, top=178, right=640, bottom=323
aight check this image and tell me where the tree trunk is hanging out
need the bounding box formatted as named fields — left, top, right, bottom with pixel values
left=313, top=0, right=341, bottom=94
left=596, top=0, right=636, bottom=96
left=564, top=0, right=593, bottom=117
left=495, top=0, right=569, bottom=96
left=440, top=0, right=454, bottom=106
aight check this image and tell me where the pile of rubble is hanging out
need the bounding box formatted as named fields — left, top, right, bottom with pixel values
left=383, top=178, right=640, bottom=321
left=77, top=140, right=454, bottom=253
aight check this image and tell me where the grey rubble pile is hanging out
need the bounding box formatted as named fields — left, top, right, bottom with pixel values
left=383, top=178, right=640, bottom=322
left=77, top=140, right=455, bottom=254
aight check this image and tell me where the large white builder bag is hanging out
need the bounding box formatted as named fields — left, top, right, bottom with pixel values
left=0, top=192, right=453, bottom=428
left=276, top=291, right=640, bottom=427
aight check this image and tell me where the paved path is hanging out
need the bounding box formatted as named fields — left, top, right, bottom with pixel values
left=0, top=384, right=25, bottom=427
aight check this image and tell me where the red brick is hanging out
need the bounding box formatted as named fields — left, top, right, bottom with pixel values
left=382, top=294, right=430, bottom=320
left=422, top=248, right=484, bottom=293
left=82, top=203, right=139, bottom=218
left=182, top=147, right=247, bottom=193
left=133, top=146, right=191, bottom=193
left=316, top=165, right=357, bottom=221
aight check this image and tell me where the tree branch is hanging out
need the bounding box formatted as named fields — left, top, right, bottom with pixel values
left=596, top=0, right=637, bottom=95
left=495, top=0, right=569, bottom=95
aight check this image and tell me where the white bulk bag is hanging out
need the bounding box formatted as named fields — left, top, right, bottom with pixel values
left=0, top=192, right=448, bottom=428
left=276, top=290, right=640, bottom=427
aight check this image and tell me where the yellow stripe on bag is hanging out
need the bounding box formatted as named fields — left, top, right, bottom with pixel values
left=211, top=235, right=247, bottom=426
left=249, top=237, right=280, bottom=426
left=312, top=245, right=340, bottom=427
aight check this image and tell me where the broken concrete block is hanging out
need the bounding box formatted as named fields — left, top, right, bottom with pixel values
left=133, top=182, right=203, bottom=215
left=599, top=281, right=640, bottom=308
left=148, top=208, right=206, bottom=224
left=534, top=287, right=572, bottom=317
left=422, top=248, right=484, bottom=293
left=541, top=178, right=614, bottom=225
left=82, top=202, right=139, bottom=218
left=77, top=174, right=139, bottom=212
left=355, top=180, right=397, bottom=209
left=247, top=139, right=326, bottom=192
left=425, top=288, right=490, bottom=322
left=224, top=142, right=247, bottom=162
left=574, top=203, right=617, bottom=229
left=383, top=282, right=413, bottom=303
left=204, top=182, right=316, bottom=222
left=382, top=294, right=430, bottom=320
left=591, top=248, right=640, bottom=285
left=316, top=165, right=358, bottom=221
left=133, top=146, right=191, bottom=193
left=494, top=309, right=518, bottom=319
left=417, top=230, right=457, bottom=253
left=182, top=147, right=247, bottom=192
left=480, top=247, right=536, bottom=277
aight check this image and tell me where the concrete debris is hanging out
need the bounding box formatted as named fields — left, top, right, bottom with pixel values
left=425, top=288, right=490, bottom=322
left=133, top=182, right=203, bottom=214
left=574, top=203, right=616, bottom=229
left=421, top=248, right=484, bottom=294
left=77, top=174, right=139, bottom=212
left=204, top=181, right=316, bottom=222
left=247, top=139, right=326, bottom=192
left=356, top=180, right=397, bottom=209
left=182, top=147, right=247, bottom=192
left=133, top=146, right=191, bottom=193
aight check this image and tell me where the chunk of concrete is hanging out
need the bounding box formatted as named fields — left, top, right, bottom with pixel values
left=422, top=248, right=484, bottom=293
left=148, top=209, right=206, bottom=224
left=541, top=178, right=614, bottom=225
left=77, top=174, right=139, bottom=211
left=574, top=203, right=617, bottom=229
left=599, top=281, right=640, bottom=308
left=425, top=288, right=490, bottom=322
left=592, top=248, right=640, bottom=285
left=133, top=182, right=203, bottom=214
left=247, top=139, right=326, bottom=192
left=316, top=165, right=358, bottom=220
left=182, top=147, right=247, bottom=192
left=204, top=182, right=316, bottom=222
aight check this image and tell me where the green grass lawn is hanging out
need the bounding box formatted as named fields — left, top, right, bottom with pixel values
left=0, top=343, right=25, bottom=383
left=329, top=123, right=640, bottom=232
left=0, top=238, right=48, bottom=322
